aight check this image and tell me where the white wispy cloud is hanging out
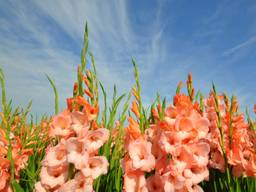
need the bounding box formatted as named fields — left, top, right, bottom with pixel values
left=223, top=35, right=256, bottom=56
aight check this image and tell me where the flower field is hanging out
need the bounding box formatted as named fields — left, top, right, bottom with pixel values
left=0, top=25, right=256, bottom=192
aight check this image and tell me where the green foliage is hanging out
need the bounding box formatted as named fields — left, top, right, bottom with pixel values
left=0, top=67, right=49, bottom=192
left=46, top=74, right=59, bottom=114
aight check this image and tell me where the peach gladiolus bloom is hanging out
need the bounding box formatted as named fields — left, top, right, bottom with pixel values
left=81, top=156, right=108, bottom=179
left=121, top=154, right=137, bottom=174
left=58, top=172, right=93, bottom=192
left=183, top=166, right=209, bottom=186
left=146, top=174, right=164, bottom=192
left=34, top=182, right=47, bottom=192
left=245, top=154, right=256, bottom=177
left=40, top=165, right=68, bottom=189
left=131, top=101, right=140, bottom=119
left=65, top=137, right=88, bottom=170
left=126, top=117, right=141, bottom=140
left=161, top=171, right=185, bottom=191
left=124, top=171, right=148, bottom=192
left=42, top=140, right=67, bottom=167
left=0, top=170, right=10, bottom=191
left=70, top=111, right=90, bottom=137
left=82, top=128, right=109, bottom=153
left=128, top=139, right=155, bottom=172
left=49, top=110, right=72, bottom=138
left=177, top=143, right=210, bottom=168
left=209, top=150, right=225, bottom=172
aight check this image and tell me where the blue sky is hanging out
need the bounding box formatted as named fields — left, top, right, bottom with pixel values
left=0, top=0, right=256, bottom=115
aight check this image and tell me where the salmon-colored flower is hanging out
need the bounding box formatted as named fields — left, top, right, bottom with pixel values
left=70, top=111, right=89, bottom=136
left=245, top=154, right=256, bottom=177
left=173, top=94, right=193, bottom=116
left=82, top=128, right=109, bottom=153
left=183, top=166, right=209, bottom=186
left=131, top=101, right=140, bottom=119
left=177, top=143, right=210, bottom=168
left=81, top=156, right=108, bottom=179
left=125, top=117, right=141, bottom=144
left=65, top=137, right=88, bottom=169
left=0, top=157, right=10, bottom=170
left=209, top=150, right=225, bottom=172
left=0, top=170, right=10, bottom=191
left=159, top=131, right=178, bottom=155
left=66, top=98, right=74, bottom=111
left=122, top=154, right=141, bottom=175
left=75, top=96, right=99, bottom=121
left=49, top=110, right=72, bottom=138
left=194, top=118, right=209, bottom=139
left=40, top=165, right=68, bottom=189
left=166, top=159, right=187, bottom=178
left=146, top=174, right=164, bottom=192
left=42, top=140, right=67, bottom=167
left=58, top=172, right=93, bottom=192
left=34, top=182, right=46, bottom=192
left=128, top=139, right=155, bottom=172
left=163, top=117, right=176, bottom=130
left=161, top=171, right=185, bottom=191
left=124, top=171, right=148, bottom=192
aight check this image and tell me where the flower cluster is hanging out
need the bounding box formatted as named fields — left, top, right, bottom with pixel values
left=0, top=112, right=41, bottom=192
left=35, top=96, right=109, bottom=192
left=0, top=133, right=32, bottom=191
left=122, top=93, right=211, bottom=192
left=122, top=117, right=156, bottom=192
left=205, top=93, right=256, bottom=177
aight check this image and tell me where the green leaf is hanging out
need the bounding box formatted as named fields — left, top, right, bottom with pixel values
left=99, top=82, right=107, bottom=127
left=0, top=67, right=7, bottom=109
left=46, top=74, right=59, bottom=114
left=11, top=180, right=24, bottom=192
left=81, top=23, right=89, bottom=72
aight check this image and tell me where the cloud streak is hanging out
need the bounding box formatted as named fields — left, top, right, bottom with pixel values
left=223, top=35, right=256, bottom=56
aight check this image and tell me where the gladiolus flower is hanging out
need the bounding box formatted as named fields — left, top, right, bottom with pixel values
left=49, top=110, right=72, bottom=138
left=35, top=182, right=47, bottom=192
left=82, top=128, right=109, bottom=153
left=128, top=139, right=155, bottom=172
left=0, top=170, right=10, bottom=191
left=70, top=111, right=89, bottom=136
left=40, top=165, right=68, bottom=189
left=42, top=140, right=67, bottom=167
left=124, top=171, right=148, bottom=192
left=58, top=172, right=93, bottom=192
left=146, top=174, right=164, bottom=192
left=81, top=156, right=109, bottom=179
left=66, top=137, right=88, bottom=169
left=131, top=101, right=140, bottom=119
